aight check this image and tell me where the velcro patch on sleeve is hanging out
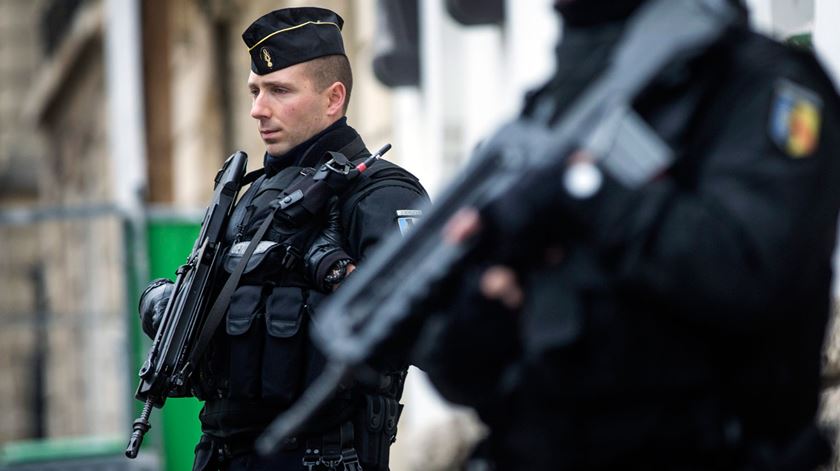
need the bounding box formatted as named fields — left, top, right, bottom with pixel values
left=396, top=209, right=422, bottom=236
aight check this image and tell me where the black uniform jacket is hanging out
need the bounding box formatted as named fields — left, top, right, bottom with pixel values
left=428, top=19, right=840, bottom=471
left=198, top=117, right=428, bottom=439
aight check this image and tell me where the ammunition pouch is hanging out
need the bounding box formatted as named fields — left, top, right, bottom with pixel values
left=354, top=394, right=402, bottom=469
left=352, top=369, right=406, bottom=470
left=298, top=371, right=407, bottom=471
left=223, top=284, right=310, bottom=402
left=302, top=390, right=404, bottom=471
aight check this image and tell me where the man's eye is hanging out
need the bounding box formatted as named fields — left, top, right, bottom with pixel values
left=272, top=88, right=288, bottom=95
left=249, top=89, right=259, bottom=98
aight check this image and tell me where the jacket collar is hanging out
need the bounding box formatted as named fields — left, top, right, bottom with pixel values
left=263, top=116, right=361, bottom=177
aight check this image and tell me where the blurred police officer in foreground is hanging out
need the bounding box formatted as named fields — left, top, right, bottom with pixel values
left=139, top=7, right=427, bottom=470
left=422, top=0, right=840, bottom=469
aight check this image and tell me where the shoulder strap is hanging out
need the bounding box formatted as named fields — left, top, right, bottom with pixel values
left=246, top=134, right=364, bottom=187
left=242, top=168, right=265, bottom=186
left=300, top=134, right=368, bottom=167
left=338, top=135, right=367, bottom=160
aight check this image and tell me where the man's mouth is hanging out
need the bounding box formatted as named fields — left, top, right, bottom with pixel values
left=260, top=129, right=280, bottom=140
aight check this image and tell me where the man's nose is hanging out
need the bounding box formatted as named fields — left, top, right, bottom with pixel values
left=250, top=93, right=270, bottom=120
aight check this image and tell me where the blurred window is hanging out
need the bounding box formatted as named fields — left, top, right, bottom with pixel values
left=445, top=0, right=504, bottom=25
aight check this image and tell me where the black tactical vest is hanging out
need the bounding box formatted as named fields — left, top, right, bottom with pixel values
left=194, top=150, right=422, bottom=469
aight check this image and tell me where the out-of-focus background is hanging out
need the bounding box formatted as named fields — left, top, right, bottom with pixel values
left=0, top=0, right=838, bottom=469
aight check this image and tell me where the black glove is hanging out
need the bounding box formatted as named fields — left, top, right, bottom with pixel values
left=304, top=197, right=354, bottom=292
left=138, top=278, right=174, bottom=338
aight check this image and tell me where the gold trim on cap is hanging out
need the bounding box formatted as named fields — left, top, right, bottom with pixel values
left=247, top=20, right=341, bottom=52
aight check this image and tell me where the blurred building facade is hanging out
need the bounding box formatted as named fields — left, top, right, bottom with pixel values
left=2, top=0, right=840, bottom=470
left=1, top=0, right=137, bottom=447
left=0, top=0, right=44, bottom=445
left=0, top=0, right=404, bottom=466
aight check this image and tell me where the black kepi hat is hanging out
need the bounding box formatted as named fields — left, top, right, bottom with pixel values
left=242, top=7, right=345, bottom=75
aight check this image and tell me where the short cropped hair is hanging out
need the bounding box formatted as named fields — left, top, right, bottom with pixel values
left=305, top=54, right=353, bottom=114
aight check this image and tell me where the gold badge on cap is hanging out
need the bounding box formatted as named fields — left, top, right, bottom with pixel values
left=260, top=47, right=273, bottom=69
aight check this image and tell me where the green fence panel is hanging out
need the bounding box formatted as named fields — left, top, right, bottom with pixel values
left=0, top=435, right=159, bottom=470
left=0, top=436, right=123, bottom=464
left=142, top=217, right=204, bottom=471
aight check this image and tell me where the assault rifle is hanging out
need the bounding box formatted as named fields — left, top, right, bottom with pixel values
left=126, top=151, right=247, bottom=458
left=256, top=0, right=739, bottom=455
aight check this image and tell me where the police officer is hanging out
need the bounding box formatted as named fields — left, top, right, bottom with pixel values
left=421, top=0, right=840, bottom=469
left=139, top=7, right=427, bottom=470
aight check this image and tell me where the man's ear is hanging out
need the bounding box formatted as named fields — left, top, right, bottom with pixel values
left=325, top=81, right=346, bottom=117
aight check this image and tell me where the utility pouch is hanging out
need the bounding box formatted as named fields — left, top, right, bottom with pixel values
left=261, top=287, right=308, bottom=400
left=223, top=285, right=307, bottom=402
left=223, top=240, right=301, bottom=283
left=356, top=394, right=403, bottom=469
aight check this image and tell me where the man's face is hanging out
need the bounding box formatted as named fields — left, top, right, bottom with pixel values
left=248, top=62, right=334, bottom=156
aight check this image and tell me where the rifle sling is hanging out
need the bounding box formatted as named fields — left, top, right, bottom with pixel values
left=242, top=169, right=266, bottom=186
left=188, top=207, right=275, bottom=370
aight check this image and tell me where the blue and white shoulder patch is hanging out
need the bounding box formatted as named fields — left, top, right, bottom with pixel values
left=396, top=209, right=422, bottom=236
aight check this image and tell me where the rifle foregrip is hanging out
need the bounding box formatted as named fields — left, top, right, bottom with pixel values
left=125, top=400, right=153, bottom=459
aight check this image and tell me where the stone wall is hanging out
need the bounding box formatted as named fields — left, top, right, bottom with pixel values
left=0, top=0, right=48, bottom=444
left=12, top=0, right=129, bottom=441
left=0, top=0, right=397, bottom=448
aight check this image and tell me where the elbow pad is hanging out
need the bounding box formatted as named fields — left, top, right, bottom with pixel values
left=138, top=278, right=174, bottom=338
